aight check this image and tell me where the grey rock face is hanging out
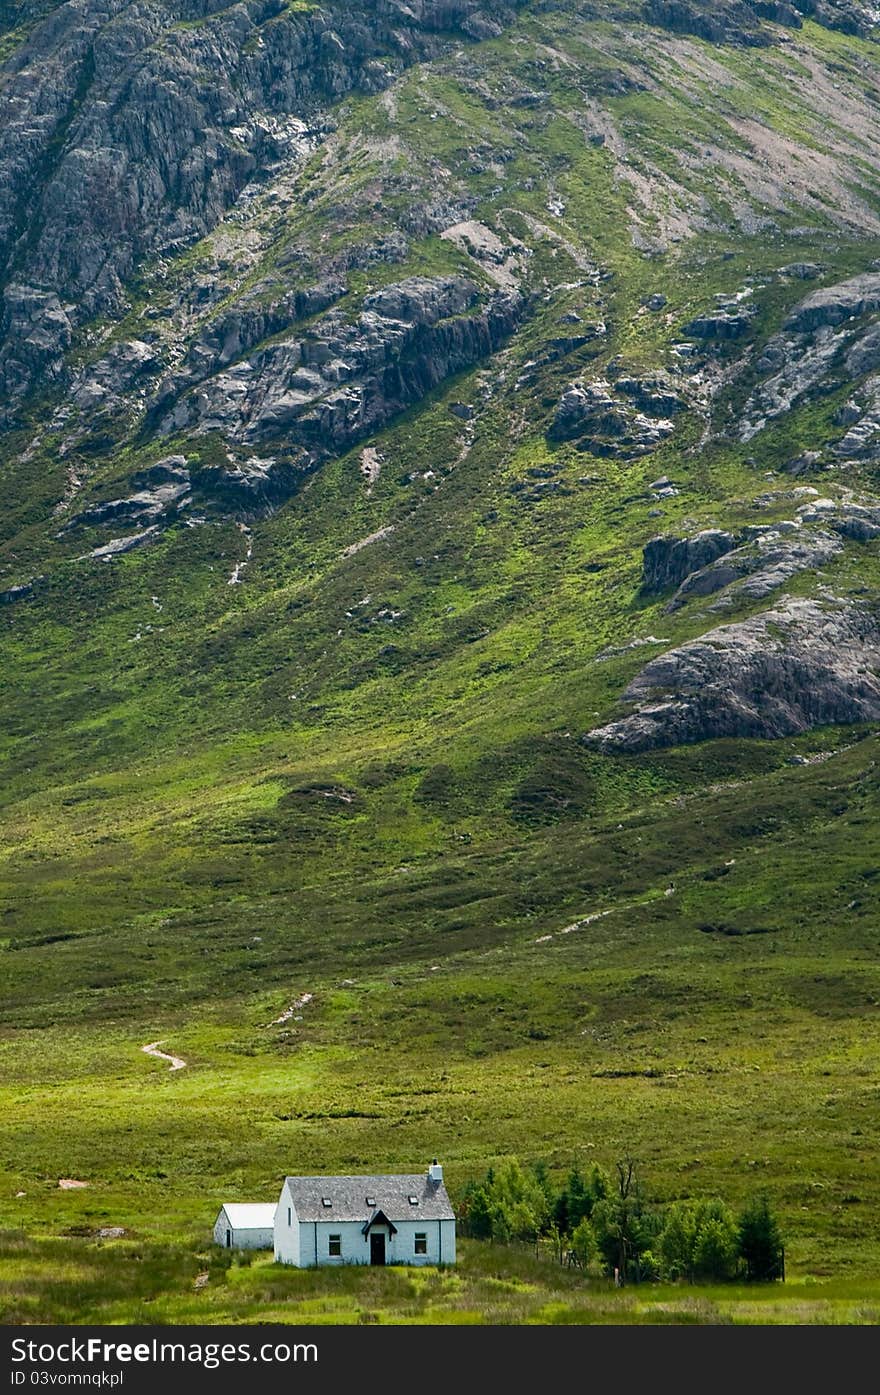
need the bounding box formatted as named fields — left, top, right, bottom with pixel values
left=585, top=597, right=880, bottom=752
left=683, top=311, right=754, bottom=340
left=669, top=528, right=842, bottom=609
left=62, top=476, right=191, bottom=532
left=0, top=0, right=527, bottom=401
left=740, top=273, right=880, bottom=442
left=130, top=456, right=190, bottom=489
left=784, top=272, right=880, bottom=332
left=0, top=579, right=39, bottom=604
left=642, top=530, right=738, bottom=594
left=159, top=276, right=522, bottom=453
left=643, top=0, right=776, bottom=46
left=646, top=0, right=879, bottom=42
left=644, top=505, right=880, bottom=608
left=794, top=0, right=880, bottom=38
left=831, top=378, right=880, bottom=462
left=191, top=458, right=306, bottom=512
left=779, top=262, right=823, bottom=280
left=549, top=376, right=682, bottom=456
left=86, top=527, right=161, bottom=560
left=179, top=280, right=348, bottom=387
left=614, top=374, right=687, bottom=417
left=0, top=286, right=73, bottom=399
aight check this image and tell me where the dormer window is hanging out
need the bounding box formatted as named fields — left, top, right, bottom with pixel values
left=365, top=1195, right=376, bottom=1206
left=321, top=1198, right=332, bottom=1207
left=408, top=1196, right=419, bottom=1205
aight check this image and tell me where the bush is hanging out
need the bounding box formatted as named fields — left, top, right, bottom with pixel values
left=659, top=1199, right=739, bottom=1282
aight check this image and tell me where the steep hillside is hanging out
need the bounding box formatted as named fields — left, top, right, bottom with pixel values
left=1, top=0, right=880, bottom=1320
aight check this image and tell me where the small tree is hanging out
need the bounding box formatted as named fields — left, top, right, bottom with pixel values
left=508, top=1199, right=541, bottom=1243
left=738, top=1196, right=784, bottom=1282
left=659, top=1201, right=699, bottom=1281
left=585, top=1163, right=611, bottom=1214
left=460, top=1184, right=493, bottom=1240
left=659, top=1199, right=739, bottom=1282
left=591, top=1156, right=654, bottom=1284
left=693, top=1207, right=739, bottom=1282
left=490, top=1202, right=512, bottom=1244
left=546, top=1222, right=566, bottom=1264
left=570, top=1216, right=597, bottom=1270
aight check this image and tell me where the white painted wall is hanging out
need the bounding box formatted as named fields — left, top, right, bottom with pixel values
left=212, top=1209, right=273, bottom=1250
left=274, top=1183, right=301, bottom=1265
left=298, top=1220, right=369, bottom=1268
left=274, top=1209, right=456, bottom=1267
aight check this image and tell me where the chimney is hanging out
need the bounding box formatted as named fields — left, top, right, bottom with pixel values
left=428, top=1159, right=443, bottom=1184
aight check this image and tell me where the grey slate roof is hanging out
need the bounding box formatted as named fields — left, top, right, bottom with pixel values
left=284, top=1173, right=455, bottom=1223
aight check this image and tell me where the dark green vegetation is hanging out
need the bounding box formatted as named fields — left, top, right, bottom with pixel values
left=460, top=1157, right=784, bottom=1284
left=1, top=0, right=880, bottom=1323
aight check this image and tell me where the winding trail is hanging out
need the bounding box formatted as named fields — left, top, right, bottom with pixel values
left=142, top=1040, right=187, bottom=1071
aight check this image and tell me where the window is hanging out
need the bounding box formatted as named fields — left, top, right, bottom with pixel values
left=365, top=1196, right=376, bottom=1206
left=287, top=1208, right=291, bottom=1227
left=321, top=1198, right=332, bottom=1207
left=408, top=1196, right=419, bottom=1205
left=414, top=1233, right=427, bottom=1255
left=328, top=1234, right=342, bottom=1257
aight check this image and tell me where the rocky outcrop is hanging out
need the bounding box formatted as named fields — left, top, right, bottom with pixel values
left=59, top=451, right=309, bottom=530
left=0, top=0, right=527, bottom=402
left=158, top=276, right=523, bottom=453
left=643, top=0, right=776, bottom=45
left=668, top=527, right=842, bottom=609
left=585, top=597, right=880, bottom=752
left=832, top=377, right=880, bottom=462
left=643, top=504, right=880, bottom=608
left=791, top=0, right=880, bottom=37
left=642, top=530, right=738, bottom=594
left=741, top=273, right=880, bottom=442
left=61, top=465, right=191, bottom=532
left=86, top=527, right=161, bottom=560
left=683, top=310, right=755, bottom=340
left=645, top=0, right=879, bottom=42
left=1, top=286, right=73, bottom=398
left=549, top=374, right=683, bottom=457
left=784, top=272, right=880, bottom=333
left=0, top=578, right=41, bottom=604
left=614, top=374, right=687, bottom=417
left=190, top=457, right=307, bottom=512
left=180, top=279, right=348, bottom=386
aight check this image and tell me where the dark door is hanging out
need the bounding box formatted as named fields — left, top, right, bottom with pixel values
left=370, top=1232, right=386, bottom=1266
left=226, top=1230, right=231, bottom=1248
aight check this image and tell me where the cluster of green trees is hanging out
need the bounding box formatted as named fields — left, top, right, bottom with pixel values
left=457, top=1157, right=784, bottom=1285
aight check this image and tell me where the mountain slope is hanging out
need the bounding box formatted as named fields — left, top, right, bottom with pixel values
left=1, top=0, right=880, bottom=1316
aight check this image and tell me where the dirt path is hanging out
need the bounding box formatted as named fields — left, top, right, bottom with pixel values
left=142, top=1040, right=187, bottom=1071
left=270, top=992, right=313, bottom=1026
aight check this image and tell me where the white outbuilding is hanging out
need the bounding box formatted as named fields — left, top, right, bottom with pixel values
left=274, top=1160, right=456, bottom=1268
left=213, top=1202, right=276, bottom=1250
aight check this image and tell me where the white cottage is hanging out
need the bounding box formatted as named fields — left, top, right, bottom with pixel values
left=213, top=1202, right=276, bottom=1250
left=274, top=1160, right=456, bottom=1267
